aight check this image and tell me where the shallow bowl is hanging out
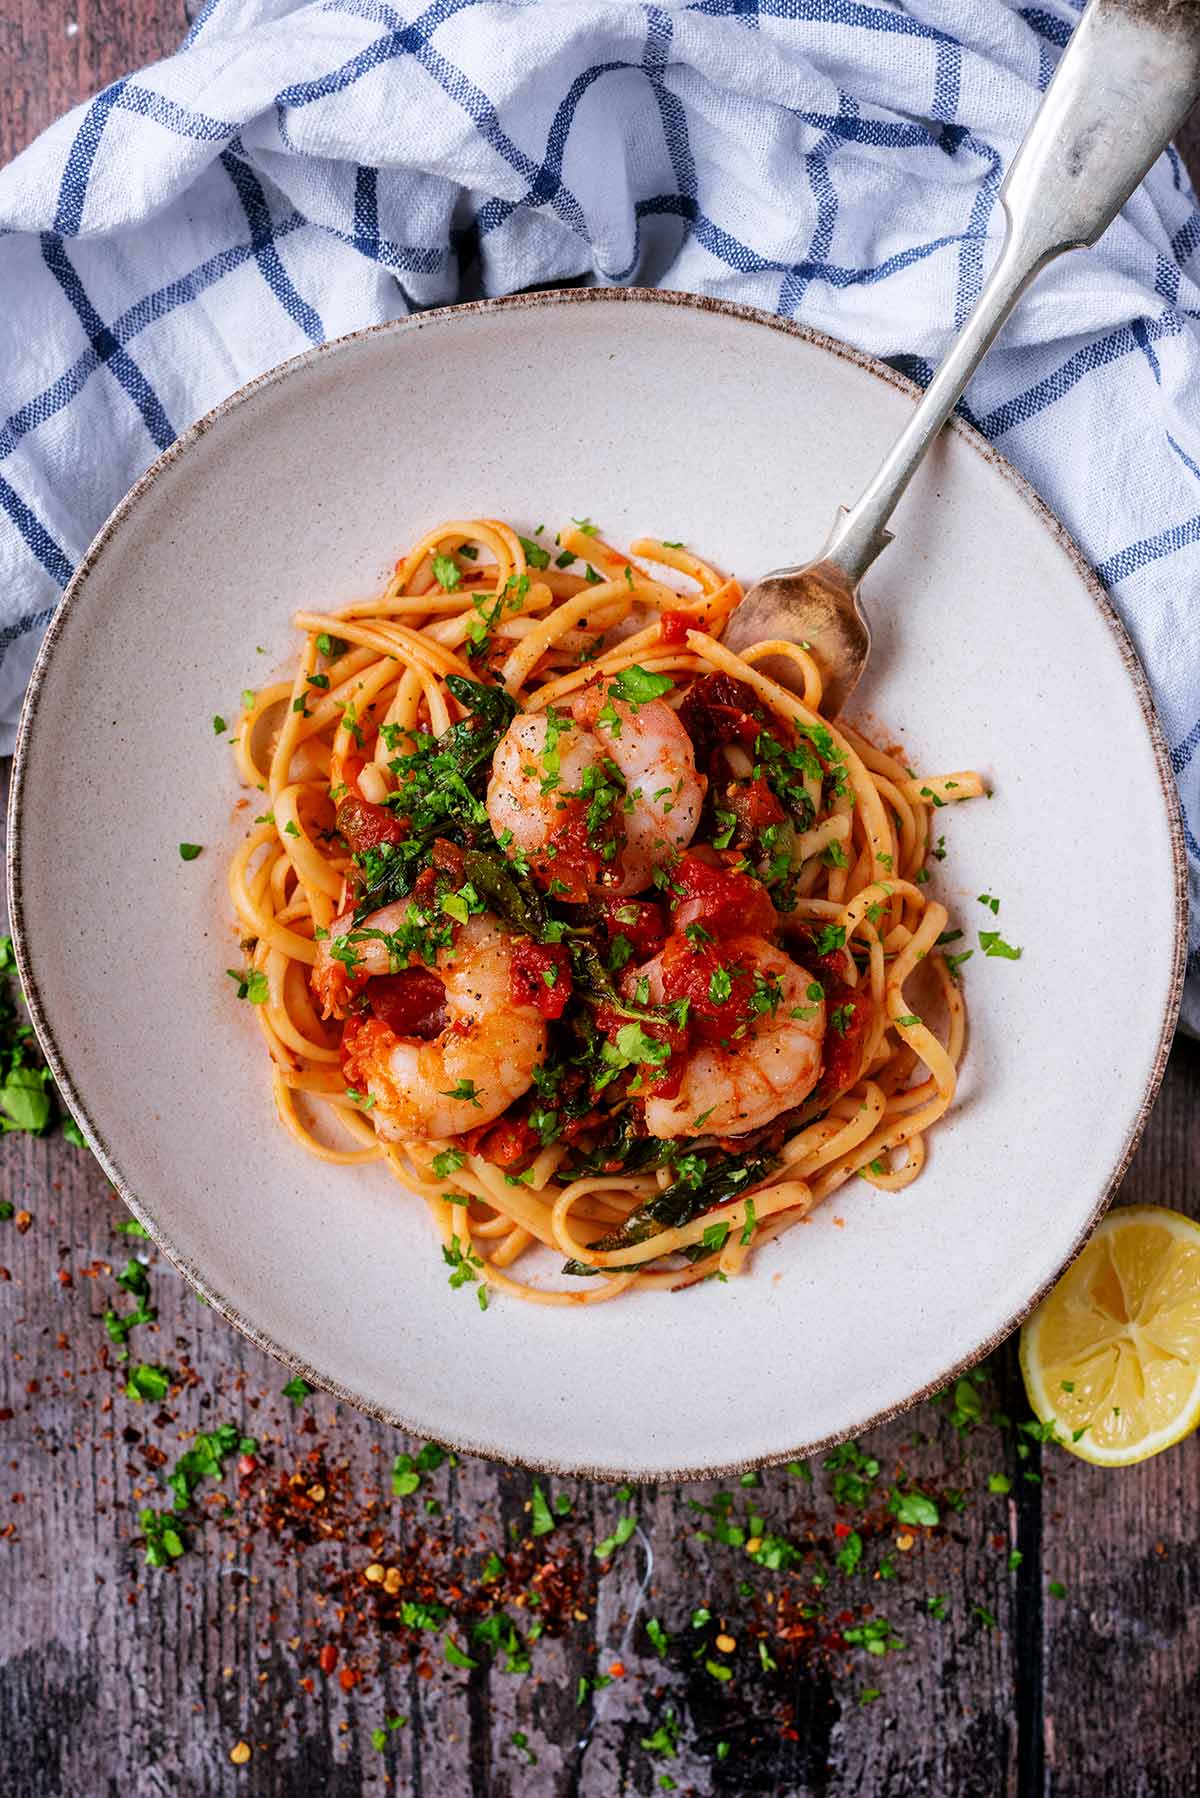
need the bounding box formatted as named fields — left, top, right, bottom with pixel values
left=9, top=290, right=1186, bottom=1478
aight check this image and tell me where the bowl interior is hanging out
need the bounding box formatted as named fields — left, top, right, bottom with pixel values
left=10, top=292, right=1183, bottom=1478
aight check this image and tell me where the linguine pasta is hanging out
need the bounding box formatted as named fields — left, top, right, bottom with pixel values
left=228, top=518, right=984, bottom=1307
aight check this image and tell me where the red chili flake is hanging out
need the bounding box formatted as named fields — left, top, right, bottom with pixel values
left=318, top=1642, right=339, bottom=1676
left=338, top=1667, right=360, bottom=1692
left=833, top=1522, right=853, bottom=1540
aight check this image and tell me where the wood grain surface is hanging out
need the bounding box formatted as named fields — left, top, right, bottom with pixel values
left=2, top=10, right=1199, bottom=1796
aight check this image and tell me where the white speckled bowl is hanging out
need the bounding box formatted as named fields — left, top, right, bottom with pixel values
left=8, top=291, right=1186, bottom=1479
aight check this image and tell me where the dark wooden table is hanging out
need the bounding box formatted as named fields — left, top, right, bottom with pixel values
left=3, top=10, right=1199, bottom=1796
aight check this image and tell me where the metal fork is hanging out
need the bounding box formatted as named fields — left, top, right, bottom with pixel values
left=724, top=0, right=1200, bottom=713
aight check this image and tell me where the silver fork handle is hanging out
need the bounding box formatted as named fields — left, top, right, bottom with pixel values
left=820, top=0, right=1200, bottom=583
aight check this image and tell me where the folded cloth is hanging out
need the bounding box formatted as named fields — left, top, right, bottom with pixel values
left=0, top=0, right=1197, bottom=1025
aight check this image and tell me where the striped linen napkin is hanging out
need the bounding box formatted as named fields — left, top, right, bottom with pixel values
left=0, top=0, right=1196, bottom=1023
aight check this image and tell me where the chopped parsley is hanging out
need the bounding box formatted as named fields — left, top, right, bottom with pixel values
left=432, top=553, right=461, bottom=592
left=612, top=665, right=674, bottom=706
left=226, top=967, right=269, bottom=1004
left=440, top=1079, right=482, bottom=1105
left=529, top=1481, right=556, bottom=1536
left=979, top=930, right=1022, bottom=960
left=518, top=534, right=550, bottom=570
left=442, top=1233, right=486, bottom=1297
left=178, top=842, right=203, bottom=861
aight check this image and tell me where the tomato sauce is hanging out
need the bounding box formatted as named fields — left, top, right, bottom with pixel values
left=467, top=1113, right=542, bottom=1169
left=658, top=933, right=758, bottom=1044
left=725, top=777, right=785, bottom=834
left=595, top=897, right=665, bottom=962
left=659, top=609, right=699, bottom=647
left=410, top=839, right=466, bottom=908
left=528, top=807, right=607, bottom=904
left=678, top=673, right=778, bottom=754
left=366, top=968, right=447, bottom=1039
left=336, top=794, right=405, bottom=856
left=508, top=940, right=573, bottom=1018
left=670, top=852, right=777, bottom=938
left=789, top=922, right=873, bottom=1101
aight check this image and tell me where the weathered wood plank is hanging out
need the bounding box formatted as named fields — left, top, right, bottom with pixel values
left=0, top=0, right=187, bottom=168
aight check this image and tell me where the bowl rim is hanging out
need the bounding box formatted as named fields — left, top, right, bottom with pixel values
left=6, top=285, right=1188, bottom=1480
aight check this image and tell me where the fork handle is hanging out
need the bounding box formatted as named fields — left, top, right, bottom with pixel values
left=819, top=0, right=1200, bottom=584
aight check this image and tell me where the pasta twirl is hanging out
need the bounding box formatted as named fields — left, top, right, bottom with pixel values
left=228, top=519, right=984, bottom=1306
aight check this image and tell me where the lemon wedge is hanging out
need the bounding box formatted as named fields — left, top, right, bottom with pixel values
left=1020, top=1206, right=1200, bottom=1466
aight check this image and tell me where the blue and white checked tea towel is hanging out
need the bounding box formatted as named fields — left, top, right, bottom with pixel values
left=1, top=0, right=1198, bottom=1024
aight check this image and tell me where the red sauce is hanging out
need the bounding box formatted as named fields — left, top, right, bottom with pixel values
left=789, top=923, right=873, bottom=1101
left=659, top=608, right=699, bottom=647
left=595, top=897, right=665, bottom=962
left=658, top=932, right=759, bottom=1044
left=814, top=977, right=872, bottom=1102
left=725, top=776, right=785, bottom=834
left=366, top=968, right=447, bottom=1039
left=410, top=839, right=467, bottom=908
left=528, top=807, right=606, bottom=903
left=339, top=753, right=366, bottom=795
left=670, top=852, right=777, bottom=938
left=336, top=794, right=404, bottom=856
left=508, top=940, right=573, bottom=1018
left=468, top=1114, right=542, bottom=1169
left=678, top=672, right=777, bottom=753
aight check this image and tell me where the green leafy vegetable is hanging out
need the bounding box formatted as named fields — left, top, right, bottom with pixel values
left=443, top=1634, right=478, bottom=1669
left=518, top=535, right=551, bottom=570
left=226, top=967, right=269, bottom=1005
left=530, top=1481, right=556, bottom=1536
left=125, top=1363, right=172, bottom=1404
left=979, top=929, right=1022, bottom=960
left=432, top=554, right=462, bottom=592
left=567, top=1150, right=775, bottom=1265
left=889, top=1488, right=939, bottom=1528
left=612, top=666, right=674, bottom=705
